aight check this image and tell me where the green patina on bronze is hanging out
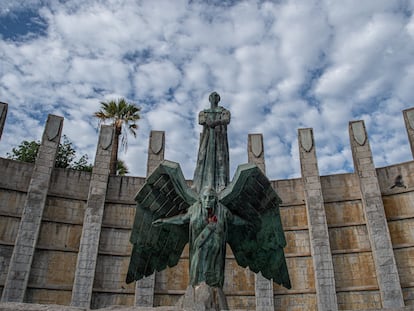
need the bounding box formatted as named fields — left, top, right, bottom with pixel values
left=193, top=91, right=230, bottom=193
left=126, top=92, right=291, bottom=290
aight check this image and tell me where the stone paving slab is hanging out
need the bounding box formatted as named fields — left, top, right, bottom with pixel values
left=0, top=303, right=179, bottom=311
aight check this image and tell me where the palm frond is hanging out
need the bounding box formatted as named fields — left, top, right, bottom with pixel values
left=94, top=98, right=141, bottom=153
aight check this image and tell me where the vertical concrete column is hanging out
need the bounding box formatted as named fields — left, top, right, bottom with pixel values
left=146, top=130, right=165, bottom=175
left=71, top=125, right=114, bottom=308
left=248, top=134, right=266, bottom=172
left=135, top=130, right=165, bottom=307
left=1, top=115, right=63, bottom=302
left=403, top=107, right=414, bottom=157
left=349, top=121, right=404, bottom=308
left=247, top=134, right=274, bottom=311
left=0, top=102, right=8, bottom=140
left=298, top=128, right=338, bottom=311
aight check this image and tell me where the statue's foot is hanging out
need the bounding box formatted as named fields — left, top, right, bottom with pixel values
left=178, top=283, right=229, bottom=311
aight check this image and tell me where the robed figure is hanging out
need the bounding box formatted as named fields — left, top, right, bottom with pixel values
left=193, top=91, right=230, bottom=193
left=126, top=92, right=291, bottom=308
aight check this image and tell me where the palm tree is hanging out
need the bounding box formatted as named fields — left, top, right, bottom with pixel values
left=94, top=98, right=141, bottom=175
left=116, top=159, right=130, bottom=176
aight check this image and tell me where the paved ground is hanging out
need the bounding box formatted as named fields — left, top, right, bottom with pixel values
left=0, top=303, right=182, bottom=311
left=0, top=302, right=413, bottom=311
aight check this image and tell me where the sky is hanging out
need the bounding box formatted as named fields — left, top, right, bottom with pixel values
left=1, top=0, right=414, bottom=180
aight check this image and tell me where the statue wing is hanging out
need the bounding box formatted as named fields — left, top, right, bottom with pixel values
left=219, top=163, right=291, bottom=289
left=126, top=160, right=197, bottom=284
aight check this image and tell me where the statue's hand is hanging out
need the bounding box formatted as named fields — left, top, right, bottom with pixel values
left=206, top=117, right=220, bottom=128
left=152, top=219, right=164, bottom=226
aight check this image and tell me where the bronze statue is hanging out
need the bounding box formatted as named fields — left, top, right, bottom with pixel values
left=193, top=91, right=230, bottom=193
left=126, top=92, right=291, bottom=305
left=152, top=185, right=252, bottom=288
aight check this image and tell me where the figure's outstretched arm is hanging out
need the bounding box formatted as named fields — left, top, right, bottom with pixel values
left=153, top=212, right=191, bottom=226
left=228, top=212, right=255, bottom=229
left=230, top=214, right=250, bottom=226
left=225, top=207, right=253, bottom=227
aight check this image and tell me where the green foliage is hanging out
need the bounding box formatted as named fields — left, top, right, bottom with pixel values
left=116, top=159, right=129, bottom=176
left=7, top=135, right=93, bottom=172
left=72, top=154, right=93, bottom=172
left=55, top=135, right=77, bottom=168
left=7, top=140, right=39, bottom=163
left=94, top=98, right=141, bottom=151
left=94, top=98, right=140, bottom=175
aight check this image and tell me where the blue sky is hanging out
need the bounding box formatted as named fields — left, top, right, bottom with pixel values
left=1, top=0, right=414, bottom=179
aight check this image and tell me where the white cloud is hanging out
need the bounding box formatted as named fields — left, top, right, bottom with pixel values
left=1, top=0, right=414, bottom=181
left=134, top=61, right=181, bottom=99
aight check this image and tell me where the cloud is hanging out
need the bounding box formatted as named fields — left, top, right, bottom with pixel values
left=134, top=60, right=182, bottom=99
left=1, top=0, right=414, bottom=181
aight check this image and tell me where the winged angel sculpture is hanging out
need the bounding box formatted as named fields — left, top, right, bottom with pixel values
left=126, top=92, right=291, bottom=304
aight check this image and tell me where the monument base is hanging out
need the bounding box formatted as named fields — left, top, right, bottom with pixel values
left=177, top=283, right=229, bottom=311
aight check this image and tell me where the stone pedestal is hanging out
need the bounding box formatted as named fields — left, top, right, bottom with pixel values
left=178, top=283, right=228, bottom=311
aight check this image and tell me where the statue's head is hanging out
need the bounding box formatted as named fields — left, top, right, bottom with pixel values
left=200, top=186, right=217, bottom=210
left=209, top=92, right=220, bottom=108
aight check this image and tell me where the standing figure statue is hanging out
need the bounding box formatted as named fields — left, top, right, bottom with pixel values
left=193, top=92, right=230, bottom=193
left=126, top=92, right=291, bottom=310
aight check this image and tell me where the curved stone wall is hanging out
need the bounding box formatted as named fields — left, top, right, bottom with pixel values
left=1, top=157, right=413, bottom=310
left=0, top=106, right=413, bottom=310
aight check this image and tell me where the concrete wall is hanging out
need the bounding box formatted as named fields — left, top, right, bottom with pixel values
left=1, top=110, right=414, bottom=310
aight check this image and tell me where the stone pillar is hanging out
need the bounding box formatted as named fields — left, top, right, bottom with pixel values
left=247, top=134, right=274, bottom=311
left=71, top=125, right=114, bottom=308
left=0, top=102, right=7, bottom=140
left=135, top=130, right=165, bottom=307
left=146, top=130, right=165, bottom=175
left=403, top=107, right=414, bottom=157
left=349, top=120, right=404, bottom=308
left=298, top=128, right=338, bottom=311
left=1, top=115, right=63, bottom=302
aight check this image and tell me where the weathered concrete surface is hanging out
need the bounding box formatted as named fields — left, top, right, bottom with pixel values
left=0, top=302, right=180, bottom=310
left=1, top=115, right=63, bottom=302
left=135, top=131, right=165, bottom=307
left=247, top=134, right=274, bottom=311
left=178, top=283, right=228, bottom=311
left=0, top=102, right=7, bottom=139
left=0, top=302, right=412, bottom=311
left=298, top=128, right=338, bottom=311
left=349, top=120, right=404, bottom=308
left=71, top=125, right=115, bottom=308
left=403, top=107, right=414, bottom=157
left=2, top=107, right=414, bottom=309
